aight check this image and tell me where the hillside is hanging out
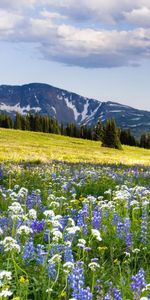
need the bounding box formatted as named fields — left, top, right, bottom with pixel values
left=0, top=83, right=150, bottom=137
left=0, top=128, right=149, bottom=165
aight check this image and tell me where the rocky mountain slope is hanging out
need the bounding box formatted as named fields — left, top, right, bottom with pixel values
left=0, top=83, right=150, bottom=136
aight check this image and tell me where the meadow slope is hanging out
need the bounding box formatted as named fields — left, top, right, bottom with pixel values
left=0, top=128, right=149, bottom=165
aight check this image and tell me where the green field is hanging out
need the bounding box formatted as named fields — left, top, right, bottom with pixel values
left=0, top=127, right=149, bottom=165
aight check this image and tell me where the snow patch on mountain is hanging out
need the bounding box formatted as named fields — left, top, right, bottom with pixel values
left=64, top=97, right=80, bottom=121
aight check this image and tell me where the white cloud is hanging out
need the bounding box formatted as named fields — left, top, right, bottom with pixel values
left=0, top=0, right=150, bottom=68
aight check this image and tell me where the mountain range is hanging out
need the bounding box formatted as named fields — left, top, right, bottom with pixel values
left=0, top=82, right=150, bottom=137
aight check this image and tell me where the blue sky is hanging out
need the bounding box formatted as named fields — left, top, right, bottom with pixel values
left=0, top=0, right=150, bottom=110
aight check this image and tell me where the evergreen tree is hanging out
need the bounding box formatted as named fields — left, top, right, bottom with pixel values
left=140, top=133, right=150, bottom=149
left=14, top=112, right=22, bottom=129
left=120, top=129, right=137, bottom=146
left=93, top=119, right=104, bottom=141
left=102, top=118, right=122, bottom=150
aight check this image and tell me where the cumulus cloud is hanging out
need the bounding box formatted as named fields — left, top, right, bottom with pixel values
left=0, top=0, right=150, bottom=68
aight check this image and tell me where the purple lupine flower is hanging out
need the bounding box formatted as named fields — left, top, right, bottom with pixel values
left=113, top=212, right=121, bottom=225
left=77, top=204, right=89, bottom=235
left=68, top=261, right=92, bottom=300
left=124, top=218, right=132, bottom=250
left=22, top=238, right=35, bottom=263
left=30, top=219, right=45, bottom=233
left=48, top=263, right=57, bottom=280
left=51, top=243, right=64, bottom=256
left=92, top=206, right=102, bottom=230
left=116, top=221, right=124, bottom=239
left=141, top=207, right=148, bottom=244
left=36, top=244, right=47, bottom=265
left=113, top=288, right=122, bottom=300
left=26, top=191, right=42, bottom=210
left=131, top=268, right=146, bottom=295
left=64, top=244, right=74, bottom=263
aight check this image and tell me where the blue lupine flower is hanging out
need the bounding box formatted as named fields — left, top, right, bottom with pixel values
left=64, top=244, right=74, bottom=263
left=131, top=268, right=146, bottom=295
left=68, top=261, right=92, bottom=300
left=22, top=238, right=35, bottom=263
left=48, top=262, right=57, bottom=280
left=141, top=207, right=148, bottom=244
left=36, top=244, right=47, bottom=265
left=116, top=221, right=124, bottom=239
left=113, top=288, right=122, bottom=300
left=30, top=219, right=45, bottom=233
left=124, top=218, right=132, bottom=250
left=92, top=206, right=102, bottom=230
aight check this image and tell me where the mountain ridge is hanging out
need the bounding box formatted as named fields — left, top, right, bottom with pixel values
left=0, top=82, right=150, bottom=137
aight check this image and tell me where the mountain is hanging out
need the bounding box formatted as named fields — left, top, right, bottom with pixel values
left=0, top=82, right=150, bottom=137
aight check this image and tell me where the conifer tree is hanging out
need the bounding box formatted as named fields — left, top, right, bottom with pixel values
left=102, top=118, right=122, bottom=149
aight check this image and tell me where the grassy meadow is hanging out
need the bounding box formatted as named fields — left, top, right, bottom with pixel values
left=0, top=127, right=150, bottom=165
left=0, top=127, right=150, bottom=300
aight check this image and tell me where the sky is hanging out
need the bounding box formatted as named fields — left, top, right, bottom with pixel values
left=0, top=0, right=150, bottom=110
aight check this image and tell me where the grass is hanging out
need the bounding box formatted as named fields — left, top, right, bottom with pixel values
left=0, top=127, right=150, bottom=165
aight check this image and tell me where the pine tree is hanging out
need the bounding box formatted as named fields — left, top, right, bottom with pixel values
left=14, top=112, right=22, bottom=130
left=93, top=119, right=104, bottom=141
left=102, top=119, right=122, bottom=150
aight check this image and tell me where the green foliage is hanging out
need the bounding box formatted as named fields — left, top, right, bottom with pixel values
left=120, top=129, right=138, bottom=146
left=140, top=132, right=150, bottom=149
left=102, top=118, right=122, bottom=150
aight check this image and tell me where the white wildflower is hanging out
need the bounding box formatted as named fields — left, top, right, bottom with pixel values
left=8, top=202, right=24, bottom=219
left=0, top=271, right=12, bottom=281
left=0, top=228, right=3, bottom=235
left=66, top=226, right=80, bottom=235
left=52, top=230, right=62, bottom=241
left=48, top=254, right=61, bottom=264
left=43, top=210, right=55, bottom=218
left=18, top=187, right=28, bottom=198
left=88, top=262, right=100, bottom=271
left=63, top=262, right=74, bottom=274
left=91, top=229, right=102, bottom=241
left=17, top=225, right=33, bottom=236
left=0, top=237, right=20, bottom=253
left=46, top=288, right=53, bottom=293
left=78, top=239, right=86, bottom=245
left=0, top=288, right=13, bottom=297
left=68, top=218, right=75, bottom=227
left=132, top=248, right=140, bottom=254
left=28, top=209, right=37, bottom=220
left=49, top=201, right=60, bottom=208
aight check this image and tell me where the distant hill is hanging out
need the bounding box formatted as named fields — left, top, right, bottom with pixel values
left=0, top=83, right=150, bottom=137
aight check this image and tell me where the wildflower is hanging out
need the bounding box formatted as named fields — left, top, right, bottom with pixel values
left=0, top=237, right=20, bottom=253
left=91, top=229, right=102, bottom=241
left=28, top=209, right=37, bottom=220
left=0, top=288, right=13, bottom=297
left=0, top=227, right=3, bottom=235
left=0, top=271, right=12, bottom=281
left=131, top=268, right=146, bottom=295
left=17, top=225, right=33, bottom=236
left=141, top=207, right=148, bottom=244
left=63, top=262, right=74, bottom=274
left=52, top=229, right=62, bottom=242
left=43, top=210, right=55, bottom=218
left=98, top=246, right=108, bottom=251
left=19, top=276, right=29, bottom=284
left=88, top=262, right=100, bottom=271
left=66, top=226, right=80, bottom=235
left=8, top=202, right=24, bottom=219
left=48, top=254, right=61, bottom=264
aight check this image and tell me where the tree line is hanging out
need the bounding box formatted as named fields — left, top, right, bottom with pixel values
left=0, top=113, right=150, bottom=149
